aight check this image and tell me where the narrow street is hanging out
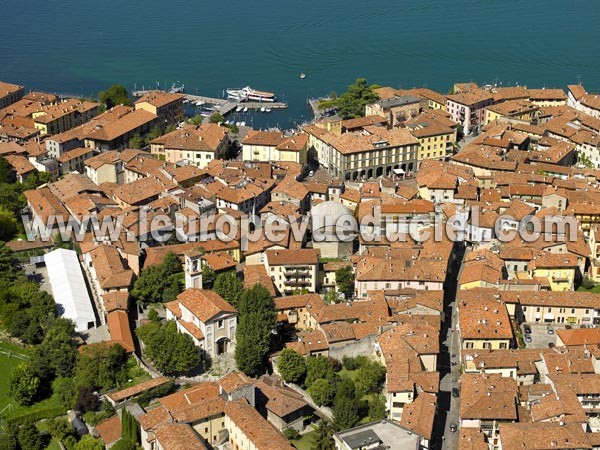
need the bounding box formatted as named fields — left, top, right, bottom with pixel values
left=433, top=242, right=465, bottom=450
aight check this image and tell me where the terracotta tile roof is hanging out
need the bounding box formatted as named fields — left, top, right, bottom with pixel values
left=274, top=293, right=318, bottom=310
left=219, top=370, right=252, bottom=394
left=178, top=319, right=205, bottom=340
left=4, top=154, right=36, bottom=176
left=103, top=291, right=129, bottom=313
left=95, top=415, right=122, bottom=445
left=84, top=108, right=157, bottom=143
left=177, top=288, right=237, bottom=323
left=254, top=377, right=308, bottom=417
left=341, top=115, right=388, bottom=130
left=154, top=423, right=209, bottom=450
left=400, top=392, right=436, bottom=439
left=286, top=329, right=329, bottom=355
left=106, top=376, right=170, bottom=403
left=87, top=244, right=133, bottom=290
left=265, top=248, right=319, bottom=266
left=459, top=373, right=518, bottom=421
left=242, top=130, right=287, bottom=147
left=135, top=91, right=183, bottom=109
left=458, top=428, right=488, bottom=450
left=329, top=126, right=418, bottom=155
left=528, top=88, right=567, bottom=101
left=271, top=176, right=309, bottom=201
left=224, top=399, right=294, bottom=450
left=458, top=291, right=513, bottom=340
left=557, top=328, right=600, bottom=346
left=170, top=396, right=225, bottom=422
left=139, top=405, right=171, bottom=431
left=107, top=310, right=135, bottom=353
left=24, top=187, right=70, bottom=224
left=158, top=382, right=220, bottom=412
left=447, top=89, right=493, bottom=106
left=152, top=123, right=228, bottom=152
left=499, top=422, right=591, bottom=450
left=242, top=265, right=276, bottom=297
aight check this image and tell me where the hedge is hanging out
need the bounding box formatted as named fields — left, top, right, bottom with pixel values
left=5, top=407, right=65, bottom=425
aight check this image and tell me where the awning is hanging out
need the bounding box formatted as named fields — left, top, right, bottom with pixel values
left=393, top=168, right=405, bottom=175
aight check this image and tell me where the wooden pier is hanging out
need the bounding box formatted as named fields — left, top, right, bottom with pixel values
left=132, top=90, right=287, bottom=116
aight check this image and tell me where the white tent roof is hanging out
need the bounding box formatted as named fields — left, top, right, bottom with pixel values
left=44, top=248, right=96, bottom=332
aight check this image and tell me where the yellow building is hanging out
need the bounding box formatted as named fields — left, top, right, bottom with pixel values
left=32, top=99, right=98, bottom=135
left=528, top=252, right=578, bottom=291
left=485, top=100, right=539, bottom=125
left=134, top=91, right=184, bottom=126
left=458, top=291, right=513, bottom=350
left=241, top=130, right=307, bottom=164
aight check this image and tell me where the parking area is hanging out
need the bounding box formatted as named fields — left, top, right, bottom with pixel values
left=522, top=323, right=557, bottom=349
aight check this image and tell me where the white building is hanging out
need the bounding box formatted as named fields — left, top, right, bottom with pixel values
left=44, top=248, right=96, bottom=332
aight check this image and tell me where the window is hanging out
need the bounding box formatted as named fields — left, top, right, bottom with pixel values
left=536, top=307, right=541, bottom=313
left=465, top=342, right=474, bottom=349
left=548, top=308, right=551, bottom=313
left=218, top=320, right=224, bottom=329
left=483, top=342, right=491, bottom=349
left=499, top=343, right=507, bottom=349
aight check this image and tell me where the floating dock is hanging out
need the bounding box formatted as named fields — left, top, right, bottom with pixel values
left=132, top=90, right=287, bottom=116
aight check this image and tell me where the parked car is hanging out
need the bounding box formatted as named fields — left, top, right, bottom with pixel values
left=449, top=423, right=458, bottom=432
left=524, top=334, right=532, bottom=343
left=565, top=324, right=572, bottom=329
left=547, top=326, right=555, bottom=335
left=452, top=388, right=460, bottom=398
left=548, top=342, right=555, bottom=348
left=524, top=324, right=532, bottom=334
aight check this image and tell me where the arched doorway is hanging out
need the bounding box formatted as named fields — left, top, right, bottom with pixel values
left=216, top=337, right=230, bottom=355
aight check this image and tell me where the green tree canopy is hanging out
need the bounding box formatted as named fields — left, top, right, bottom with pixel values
left=305, top=355, right=335, bottom=388
left=9, top=363, right=40, bottom=406
left=312, top=421, right=335, bottom=450
left=235, top=285, right=277, bottom=377
left=335, top=266, right=355, bottom=299
left=17, top=421, right=44, bottom=450
left=111, top=439, right=138, bottom=450
left=333, top=395, right=360, bottom=431
left=354, top=360, right=386, bottom=395
left=0, top=157, right=16, bottom=184
left=277, top=348, right=306, bottom=384
left=74, top=343, right=127, bottom=391
left=74, top=435, right=104, bottom=450
left=0, top=206, right=17, bottom=241
left=321, top=78, right=380, bottom=120
left=308, top=378, right=335, bottom=406
left=99, top=85, right=131, bottom=108
left=213, top=271, right=243, bottom=309
left=136, top=320, right=200, bottom=376
left=209, top=112, right=225, bottom=124
left=131, top=252, right=182, bottom=305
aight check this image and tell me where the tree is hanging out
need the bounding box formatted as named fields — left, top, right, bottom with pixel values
left=98, top=85, right=131, bottom=108
left=0, top=206, right=17, bottom=241
left=74, top=435, right=104, bottom=450
left=277, top=348, right=306, bottom=384
left=312, top=421, right=335, bottom=450
left=147, top=308, right=160, bottom=323
left=9, top=363, right=40, bottom=406
left=52, top=376, right=78, bottom=410
left=323, top=290, right=338, bottom=305
left=145, top=125, right=162, bottom=144
left=209, top=112, right=225, bottom=124
left=335, top=378, right=356, bottom=402
left=128, top=134, right=143, bottom=149
left=213, top=271, right=243, bottom=308
left=75, top=343, right=127, bottom=391
left=354, top=361, right=386, bottom=395
left=136, top=321, right=200, bottom=376
left=333, top=396, right=360, bottom=431
left=202, top=265, right=215, bottom=289
left=111, top=439, right=137, bottom=450
left=335, top=266, right=355, bottom=299
left=368, top=394, right=386, bottom=421
left=46, top=418, right=73, bottom=441
left=0, top=243, right=21, bottom=282
left=189, top=115, right=203, bottom=125
left=131, top=252, right=182, bottom=305
left=0, top=434, right=18, bottom=450
left=0, top=157, right=16, bottom=184
left=308, top=378, right=335, bottom=406
left=17, top=421, right=44, bottom=450
left=75, top=386, right=100, bottom=413
left=335, top=78, right=380, bottom=119
left=34, top=317, right=78, bottom=379
left=305, top=355, right=334, bottom=388
left=121, top=408, right=140, bottom=444
left=235, top=285, right=277, bottom=377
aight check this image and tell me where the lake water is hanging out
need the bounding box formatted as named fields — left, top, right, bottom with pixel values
left=1, top=0, right=600, bottom=129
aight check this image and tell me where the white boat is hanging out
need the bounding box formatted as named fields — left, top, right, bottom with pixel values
left=227, top=86, right=276, bottom=102
left=236, top=105, right=243, bottom=112
left=243, top=107, right=248, bottom=112
left=194, top=100, right=204, bottom=106
left=300, top=73, right=306, bottom=79
left=260, top=107, right=266, bottom=112
left=265, top=108, right=272, bottom=113
left=183, top=99, right=190, bottom=104
left=240, top=121, right=246, bottom=127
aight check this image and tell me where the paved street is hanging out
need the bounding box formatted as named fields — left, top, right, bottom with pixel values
left=434, top=243, right=464, bottom=450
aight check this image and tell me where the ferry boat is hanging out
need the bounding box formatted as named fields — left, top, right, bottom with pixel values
left=226, top=86, right=276, bottom=102
left=169, top=83, right=185, bottom=94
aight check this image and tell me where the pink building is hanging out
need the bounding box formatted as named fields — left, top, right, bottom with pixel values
left=446, top=89, right=494, bottom=135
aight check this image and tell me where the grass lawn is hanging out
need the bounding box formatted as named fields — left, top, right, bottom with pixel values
left=577, top=285, right=600, bottom=294
left=292, top=426, right=317, bottom=450
left=0, top=343, right=62, bottom=419
left=46, top=440, right=62, bottom=450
